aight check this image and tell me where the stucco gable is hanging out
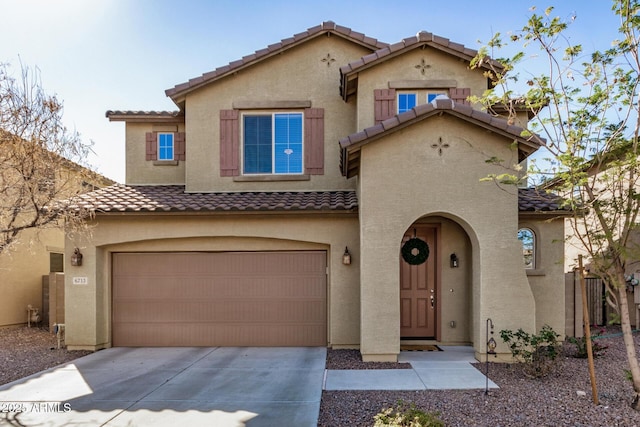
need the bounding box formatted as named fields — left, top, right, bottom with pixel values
left=340, top=31, right=503, bottom=100
left=165, top=21, right=387, bottom=105
left=339, top=97, right=544, bottom=178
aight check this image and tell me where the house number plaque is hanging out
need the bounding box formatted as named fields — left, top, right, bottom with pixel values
left=72, top=277, right=89, bottom=285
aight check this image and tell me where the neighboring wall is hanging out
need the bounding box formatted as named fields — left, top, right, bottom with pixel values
left=0, top=228, right=62, bottom=326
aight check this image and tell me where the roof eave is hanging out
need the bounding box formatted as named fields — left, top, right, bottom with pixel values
left=341, top=108, right=543, bottom=177
left=340, top=38, right=503, bottom=101
left=106, top=111, right=185, bottom=124
left=167, top=23, right=386, bottom=102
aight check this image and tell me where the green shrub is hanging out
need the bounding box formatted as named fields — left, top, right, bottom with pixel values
left=374, top=400, right=444, bottom=427
left=566, top=327, right=608, bottom=358
left=500, top=324, right=561, bottom=378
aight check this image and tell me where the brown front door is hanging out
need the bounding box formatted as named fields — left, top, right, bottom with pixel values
left=400, top=226, right=437, bottom=338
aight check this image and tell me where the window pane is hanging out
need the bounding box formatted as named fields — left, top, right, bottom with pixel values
left=244, top=115, right=272, bottom=173
left=518, top=228, right=535, bottom=269
left=427, top=92, right=446, bottom=103
left=158, top=133, right=174, bottom=160
left=398, top=93, right=416, bottom=113
left=274, top=113, right=303, bottom=174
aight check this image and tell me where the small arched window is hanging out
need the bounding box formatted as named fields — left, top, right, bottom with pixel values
left=518, top=228, right=535, bottom=269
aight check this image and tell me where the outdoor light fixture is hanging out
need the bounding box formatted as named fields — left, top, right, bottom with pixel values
left=450, top=253, right=459, bottom=268
left=342, top=247, right=351, bottom=265
left=70, top=248, right=83, bottom=266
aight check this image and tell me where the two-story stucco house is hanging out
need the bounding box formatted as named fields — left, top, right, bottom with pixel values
left=65, top=22, right=570, bottom=361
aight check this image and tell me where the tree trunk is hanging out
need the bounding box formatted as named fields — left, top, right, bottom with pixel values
left=617, top=282, right=640, bottom=409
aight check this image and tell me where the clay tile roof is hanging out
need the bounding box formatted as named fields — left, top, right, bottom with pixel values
left=340, top=31, right=502, bottom=100
left=339, top=97, right=544, bottom=178
left=518, top=188, right=571, bottom=213
left=65, top=185, right=358, bottom=214
left=105, top=110, right=184, bottom=123
left=165, top=21, right=387, bottom=102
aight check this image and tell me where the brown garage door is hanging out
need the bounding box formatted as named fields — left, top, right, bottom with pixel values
left=112, top=251, right=327, bottom=346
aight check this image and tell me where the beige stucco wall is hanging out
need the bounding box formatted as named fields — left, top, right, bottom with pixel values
left=177, top=35, right=369, bottom=192
left=0, top=228, right=62, bottom=326
left=125, top=123, right=186, bottom=185
left=65, top=213, right=359, bottom=350
left=354, top=47, right=488, bottom=130
left=519, top=217, right=566, bottom=336
left=357, top=115, right=536, bottom=361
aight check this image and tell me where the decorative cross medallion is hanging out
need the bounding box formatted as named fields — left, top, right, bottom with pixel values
left=415, top=58, right=431, bottom=75
left=431, top=137, right=450, bottom=156
left=321, top=53, right=336, bottom=67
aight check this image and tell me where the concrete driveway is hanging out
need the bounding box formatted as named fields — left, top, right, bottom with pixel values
left=0, top=347, right=326, bottom=427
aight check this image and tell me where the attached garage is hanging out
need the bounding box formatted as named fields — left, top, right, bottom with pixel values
left=112, top=251, right=327, bottom=347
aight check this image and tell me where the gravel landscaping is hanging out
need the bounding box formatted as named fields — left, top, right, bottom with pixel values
left=3, top=325, right=640, bottom=426
left=0, top=325, right=92, bottom=386
left=320, top=329, right=640, bottom=426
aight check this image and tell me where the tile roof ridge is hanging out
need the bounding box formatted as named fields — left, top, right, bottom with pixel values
left=165, top=21, right=386, bottom=100
left=340, top=96, right=543, bottom=151
left=340, top=29, right=502, bottom=78
left=105, top=110, right=183, bottom=117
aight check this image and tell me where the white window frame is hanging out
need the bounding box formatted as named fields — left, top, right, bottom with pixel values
left=157, top=133, right=174, bottom=161
left=240, top=111, right=305, bottom=175
left=518, top=227, right=536, bottom=269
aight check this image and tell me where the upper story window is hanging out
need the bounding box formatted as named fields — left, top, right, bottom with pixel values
left=145, top=131, right=185, bottom=162
left=243, top=113, right=303, bottom=174
left=397, top=91, right=447, bottom=114
left=157, top=133, right=174, bottom=161
left=518, top=228, right=535, bottom=269
left=398, top=93, right=417, bottom=113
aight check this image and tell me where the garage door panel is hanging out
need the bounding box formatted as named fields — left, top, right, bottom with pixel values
left=114, top=277, right=326, bottom=300
left=113, top=300, right=326, bottom=323
left=112, top=251, right=327, bottom=347
left=113, top=323, right=327, bottom=347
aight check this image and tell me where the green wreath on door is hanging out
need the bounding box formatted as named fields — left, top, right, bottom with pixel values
left=401, top=237, right=430, bottom=265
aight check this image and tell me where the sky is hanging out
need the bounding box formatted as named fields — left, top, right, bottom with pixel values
left=0, top=0, right=623, bottom=182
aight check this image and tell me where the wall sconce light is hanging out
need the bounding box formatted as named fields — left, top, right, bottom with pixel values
left=342, top=247, right=351, bottom=265
left=70, top=248, right=83, bottom=266
left=450, top=253, right=459, bottom=268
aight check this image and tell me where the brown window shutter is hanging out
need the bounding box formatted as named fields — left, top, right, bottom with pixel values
left=304, top=108, right=324, bottom=175
left=449, top=88, right=471, bottom=105
left=145, top=132, right=157, bottom=161
left=220, top=109, right=240, bottom=176
left=175, top=132, right=186, bottom=161
left=374, top=88, right=396, bottom=124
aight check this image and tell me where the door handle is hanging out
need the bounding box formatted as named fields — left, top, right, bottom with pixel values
left=430, top=295, right=435, bottom=308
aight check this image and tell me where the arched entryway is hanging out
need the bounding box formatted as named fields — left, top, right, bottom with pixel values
left=400, top=216, right=473, bottom=345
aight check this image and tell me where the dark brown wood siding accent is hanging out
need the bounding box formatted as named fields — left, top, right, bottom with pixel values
left=220, top=109, right=240, bottom=176
left=449, top=88, right=471, bottom=105
left=304, top=108, right=324, bottom=175
left=145, top=132, right=158, bottom=161
left=175, top=132, right=186, bottom=161
left=374, top=88, right=396, bottom=124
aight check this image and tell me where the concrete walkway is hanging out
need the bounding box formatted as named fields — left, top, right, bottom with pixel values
left=324, top=346, right=499, bottom=391
left=0, top=346, right=496, bottom=427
